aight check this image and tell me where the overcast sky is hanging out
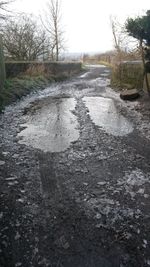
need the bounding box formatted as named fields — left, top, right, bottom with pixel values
left=12, top=0, right=150, bottom=53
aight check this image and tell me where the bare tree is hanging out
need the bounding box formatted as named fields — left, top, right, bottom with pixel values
left=0, top=0, right=14, bottom=20
left=2, top=15, right=50, bottom=61
left=0, top=34, right=5, bottom=90
left=110, top=16, right=141, bottom=87
left=41, top=0, right=65, bottom=61
left=0, top=0, right=15, bottom=90
left=110, top=16, right=138, bottom=61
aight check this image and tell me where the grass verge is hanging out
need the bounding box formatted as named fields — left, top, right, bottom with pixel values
left=0, top=74, right=68, bottom=112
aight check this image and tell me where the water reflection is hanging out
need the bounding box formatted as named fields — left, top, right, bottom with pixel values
left=18, top=98, right=79, bottom=152
left=83, top=97, right=133, bottom=136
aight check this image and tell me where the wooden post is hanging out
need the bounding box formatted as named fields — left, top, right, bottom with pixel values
left=0, top=35, right=6, bottom=91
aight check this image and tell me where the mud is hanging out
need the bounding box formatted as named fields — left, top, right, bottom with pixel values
left=0, top=65, right=150, bottom=267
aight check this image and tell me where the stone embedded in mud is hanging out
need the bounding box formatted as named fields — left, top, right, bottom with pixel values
left=6, top=176, right=17, bottom=181
left=15, top=263, right=22, bottom=267
left=137, top=188, right=145, bottom=194
left=54, top=235, right=70, bottom=249
left=12, top=153, right=19, bottom=159
left=146, top=260, right=150, bottom=266
left=120, top=89, right=140, bottom=101
left=97, top=181, right=107, bottom=186
left=2, top=152, right=9, bottom=156
left=95, top=213, right=102, bottom=219
left=0, top=160, right=5, bottom=166
left=17, top=198, right=25, bottom=203
left=14, top=232, right=21, bottom=240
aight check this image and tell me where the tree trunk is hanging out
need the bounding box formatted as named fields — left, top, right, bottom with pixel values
left=111, top=18, right=122, bottom=86
left=140, top=40, right=150, bottom=95
left=145, top=72, right=150, bottom=96
left=0, top=35, right=6, bottom=91
left=55, top=23, right=59, bottom=61
left=56, top=42, right=59, bottom=61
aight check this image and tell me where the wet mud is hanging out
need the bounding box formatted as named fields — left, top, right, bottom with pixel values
left=0, top=65, right=150, bottom=267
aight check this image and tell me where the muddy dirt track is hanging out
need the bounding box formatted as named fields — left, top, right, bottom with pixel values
left=1, top=65, right=150, bottom=267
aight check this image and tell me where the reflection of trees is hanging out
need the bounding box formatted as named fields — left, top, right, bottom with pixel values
left=102, top=100, right=124, bottom=129
left=85, top=97, right=132, bottom=136
left=55, top=100, right=61, bottom=138
left=54, top=99, right=68, bottom=141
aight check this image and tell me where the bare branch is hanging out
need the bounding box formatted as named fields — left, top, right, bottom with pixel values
left=0, top=0, right=14, bottom=20
left=41, top=0, right=65, bottom=61
left=2, top=14, right=51, bottom=60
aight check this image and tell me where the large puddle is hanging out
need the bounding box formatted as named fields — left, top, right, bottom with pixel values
left=83, top=97, right=133, bottom=136
left=18, top=97, right=79, bottom=152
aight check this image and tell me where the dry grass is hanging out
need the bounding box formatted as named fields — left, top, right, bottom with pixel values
left=111, top=62, right=144, bottom=90
left=25, top=64, right=46, bottom=76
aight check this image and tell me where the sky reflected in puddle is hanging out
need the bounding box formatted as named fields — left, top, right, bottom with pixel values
left=83, top=97, right=133, bottom=136
left=18, top=98, right=79, bottom=152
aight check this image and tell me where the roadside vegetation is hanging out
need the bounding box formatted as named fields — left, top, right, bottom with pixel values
left=0, top=63, right=82, bottom=111
left=111, top=11, right=150, bottom=93
left=83, top=10, right=150, bottom=94
left=0, top=0, right=65, bottom=62
left=83, top=52, right=144, bottom=90
left=0, top=76, right=51, bottom=111
left=0, top=0, right=77, bottom=112
left=111, top=62, right=143, bottom=90
left=1, top=1, right=150, bottom=112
